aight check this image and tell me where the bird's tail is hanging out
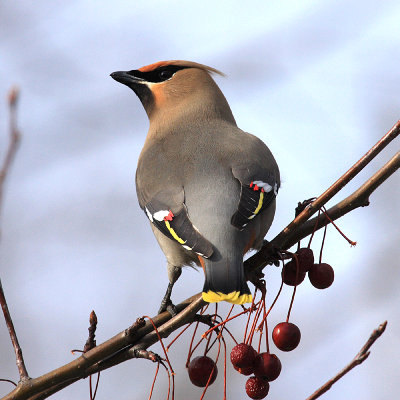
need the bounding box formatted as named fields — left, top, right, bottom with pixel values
left=200, top=256, right=252, bottom=305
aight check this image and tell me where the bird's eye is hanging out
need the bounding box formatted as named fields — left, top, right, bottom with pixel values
left=159, top=69, right=174, bottom=81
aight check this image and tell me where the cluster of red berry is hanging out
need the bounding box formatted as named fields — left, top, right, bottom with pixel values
left=282, top=247, right=334, bottom=289
left=231, top=248, right=332, bottom=398
left=187, top=244, right=336, bottom=398
left=231, top=343, right=280, bottom=398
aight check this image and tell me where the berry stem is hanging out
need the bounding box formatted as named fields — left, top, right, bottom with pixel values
left=190, top=335, right=208, bottom=361
left=206, top=306, right=234, bottom=354
left=179, top=306, right=208, bottom=361
left=257, top=325, right=262, bottom=354
left=244, top=287, right=258, bottom=342
left=286, top=285, right=297, bottom=323
left=92, top=372, right=100, bottom=400
left=165, top=363, right=172, bottom=400
left=204, top=305, right=218, bottom=355
left=202, top=302, right=257, bottom=338
left=147, top=362, right=159, bottom=400
left=199, top=338, right=222, bottom=400
left=205, top=335, right=219, bottom=357
left=222, top=336, right=227, bottom=400
left=257, top=279, right=284, bottom=331
left=257, top=297, right=266, bottom=354
left=319, top=224, right=328, bottom=264
left=308, top=209, right=321, bottom=248
left=223, top=326, right=238, bottom=345
left=144, top=316, right=175, bottom=399
left=186, top=320, right=201, bottom=367
left=218, top=304, right=235, bottom=338
left=264, top=299, right=270, bottom=353
left=247, top=293, right=265, bottom=346
left=322, top=206, right=357, bottom=246
left=294, top=253, right=300, bottom=285
left=167, top=321, right=194, bottom=351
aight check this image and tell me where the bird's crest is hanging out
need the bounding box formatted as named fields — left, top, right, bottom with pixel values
left=138, top=60, right=225, bottom=77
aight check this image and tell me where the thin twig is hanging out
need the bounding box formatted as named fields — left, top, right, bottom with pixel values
left=246, top=120, right=400, bottom=271
left=0, top=86, right=20, bottom=225
left=0, top=280, right=29, bottom=381
left=306, top=321, right=387, bottom=400
left=285, top=151, right=400, bottom=249
left=0, top=87, right=29, bottom=382
left=278, top=121, right=400, bottom=244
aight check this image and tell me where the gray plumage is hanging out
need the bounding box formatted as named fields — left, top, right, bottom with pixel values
left=111, top=60, right=280, bottom=309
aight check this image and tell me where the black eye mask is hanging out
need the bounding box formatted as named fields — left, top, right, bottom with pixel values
left=128, top=65, right=188, bottom=83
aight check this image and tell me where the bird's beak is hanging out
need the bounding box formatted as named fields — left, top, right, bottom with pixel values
left=110, top=71, right=145, bottom=87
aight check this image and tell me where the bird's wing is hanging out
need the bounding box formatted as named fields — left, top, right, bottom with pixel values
left=142, top=187, right=214, bottom=258
left=231, top=164, right=279, bottom=230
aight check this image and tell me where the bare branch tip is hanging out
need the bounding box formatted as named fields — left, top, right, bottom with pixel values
left=7, top=86, right=20, bottom=107
left=377, top=321, right=388, bottom=336
left=89, top=310, right=98, bottom=325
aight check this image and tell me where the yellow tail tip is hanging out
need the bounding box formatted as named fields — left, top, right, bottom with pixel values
left=202, top=291, right=252, bottom=305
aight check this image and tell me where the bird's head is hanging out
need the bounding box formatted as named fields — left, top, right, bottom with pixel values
left=111, top=60, right=235, bottom=125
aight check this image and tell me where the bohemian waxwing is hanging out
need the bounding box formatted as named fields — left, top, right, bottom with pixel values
left=111, top=60, right=280, bottom=312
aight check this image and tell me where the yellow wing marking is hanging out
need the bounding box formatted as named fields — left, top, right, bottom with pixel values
left=248, top=190, right=264, bottom=220
left=164, top=220, right=186, bottom=244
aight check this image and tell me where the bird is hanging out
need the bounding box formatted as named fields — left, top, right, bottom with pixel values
left=110, top=60, right=280, bottom=313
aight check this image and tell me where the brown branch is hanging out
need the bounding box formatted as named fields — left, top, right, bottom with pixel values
left=1, top=294, right=205, bottom=400
left=1, top=116, right=398, bottom=399
left=280, top=151, right=400, bottom=250
left=245, top=120, right=400, bottom=271
left=278, top=120, right=400, bottom=242
left=305, top=321, right=387, bottom=400
left=0, top=87, right=29, bottom=382
left=85, top=294, right=204, bottom=376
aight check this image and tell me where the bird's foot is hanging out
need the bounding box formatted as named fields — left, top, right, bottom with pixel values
left=158, top=298, right=178, bottom=317
left=158, top=281, right=178, bottom=316
left=295, top=197, right=316, bottom=217
left=261, top=239, right=288, bottom=266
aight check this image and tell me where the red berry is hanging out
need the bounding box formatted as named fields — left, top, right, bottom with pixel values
left=230, top=343, right=257, bottom=369
left=187, top=356, right=218, bottom=387
left=296, top=247, right=314, bottom=272
left=245, top=376, right=270, bottom=399
left=308, top=263, right=334, bottom=289
left=272, top=322, right=301, bottom=352
left=254, top=353, right=282, bottom=381
left=282, top=261, right=306, bottom=286
left=233, top=363, right=254, bottom=376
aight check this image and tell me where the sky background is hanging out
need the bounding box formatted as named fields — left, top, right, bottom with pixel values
left=1, top=1, right=399, bottom=399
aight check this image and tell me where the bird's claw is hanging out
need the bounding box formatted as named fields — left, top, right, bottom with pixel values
left=158, top=299, right=178, bottom=316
